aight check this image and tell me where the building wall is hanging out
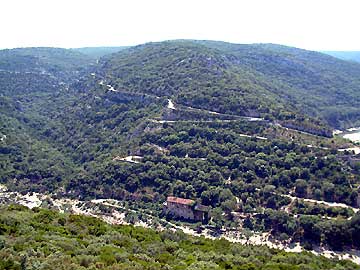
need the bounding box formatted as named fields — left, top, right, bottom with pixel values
left=166, top=202, right=195, bottom=220
left=193, top=210, right=204, bottom=222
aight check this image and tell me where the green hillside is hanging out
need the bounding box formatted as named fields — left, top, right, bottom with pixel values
left=1, top=41, right=360, bottom=256
left=101, top=40, right=360, bottom=129
left=0, top=47, right=95, bottom=74
left=0, top=205, right=359, bottom=270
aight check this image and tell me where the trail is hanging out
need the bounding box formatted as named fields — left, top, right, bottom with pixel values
left=149, top=119, right=268, bottom=140
left=283, top=194, right=359, bottom=213
left=1, top=185, right=359, bottom=264
left=150, top=119, right=238, bottom=124
left=181, top=104, right=264, bottom=122
left=273, top=123, right=327, bottom=137
left=101, top=82, right=265, bottom=121
left=338, top=147, right=360, bottom=155
left=98, top=80, right=358, bottom=147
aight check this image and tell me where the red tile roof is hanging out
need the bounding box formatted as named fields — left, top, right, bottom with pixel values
left=167, top=196, right=194, bottom=205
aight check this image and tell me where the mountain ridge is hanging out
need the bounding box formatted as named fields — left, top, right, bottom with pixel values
left=322, top=51, right=360, bottom=63
left=98, top=40, right=360, bottom=129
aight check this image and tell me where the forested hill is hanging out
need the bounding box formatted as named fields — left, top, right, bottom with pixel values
left=0, top=47, right=92, bottom=63
left=100, top=40, right=360, bottom=129
left=0, top=47, right=95, bottom=74
left=3, top=43, right=360, bottom=129
left=1, top=205, right=359, bottom=270
left=1, top=40, right=360, bottom=261
left=322, top=51, right=360, bottom=63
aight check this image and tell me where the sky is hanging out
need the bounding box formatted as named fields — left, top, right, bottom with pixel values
left=1, top=0, right=360, bottom=51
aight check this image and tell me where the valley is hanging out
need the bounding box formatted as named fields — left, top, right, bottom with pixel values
left=1, top=41, right=360, bottom=268
left=1, top=184, right=360, bottom=264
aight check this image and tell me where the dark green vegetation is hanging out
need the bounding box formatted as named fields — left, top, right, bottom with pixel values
left=1, top=41, right=360, bottom=255
left=0, top=47, right=95, bottom=75
left=1, top=205, right=359, bottom=270
left=102, top=40, right=360, bottom=129
left=243, top=205, right=360, bottom=252
left=322, top=51, right=360, bottom=63
left=0, top=47, right=96, bottom=193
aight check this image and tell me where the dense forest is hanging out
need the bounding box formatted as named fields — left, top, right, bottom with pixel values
left=1, top=42, right=360, bottom=261
left=1, top=205, right=359, bottom=270
left=102, top=41, right=360, bottom=129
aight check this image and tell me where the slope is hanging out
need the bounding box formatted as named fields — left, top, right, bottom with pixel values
left=101, top=40, right=360, bottom=129
left=1, top=205, right=359, bottom=270
left=0, top=47, right=97, bottom=192
left=199, top=42, right=360, bottom=128
left=1, top=42, right=360, bottom=254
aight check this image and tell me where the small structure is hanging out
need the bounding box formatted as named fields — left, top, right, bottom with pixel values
left=163, top=196, right=209, bottom=223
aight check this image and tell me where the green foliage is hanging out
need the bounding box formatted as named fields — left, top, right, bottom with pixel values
left=1, top=41, right=360, bottom=257
left=1, top=205, right=359, bottom=270
left=103, top=40, right=360, bottom=129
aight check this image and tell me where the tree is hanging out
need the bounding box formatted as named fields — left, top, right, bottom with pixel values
left=322, top=182, right=335, bottom=201
left=125, top=175, right=139, bottom=192
left=207, top=170, right=224, bottom=186
left=295, top=179, right=308, bottom=198
left=210, top=207, right=224, bottom=230
left=221, top=199, right=237, bottom=214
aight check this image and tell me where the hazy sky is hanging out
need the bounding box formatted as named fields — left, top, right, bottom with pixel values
left=1, top=0, right=359, bottom=50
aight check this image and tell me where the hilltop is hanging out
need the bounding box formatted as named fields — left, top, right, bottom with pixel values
left=100, top=40, right=360, bottom=129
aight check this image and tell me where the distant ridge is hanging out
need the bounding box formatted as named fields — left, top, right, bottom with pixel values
left=72, top=46, right=129, bottom=58
left=322, top=51, right=360, bottom=63
left=100, top=40, right=360, bottom=129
